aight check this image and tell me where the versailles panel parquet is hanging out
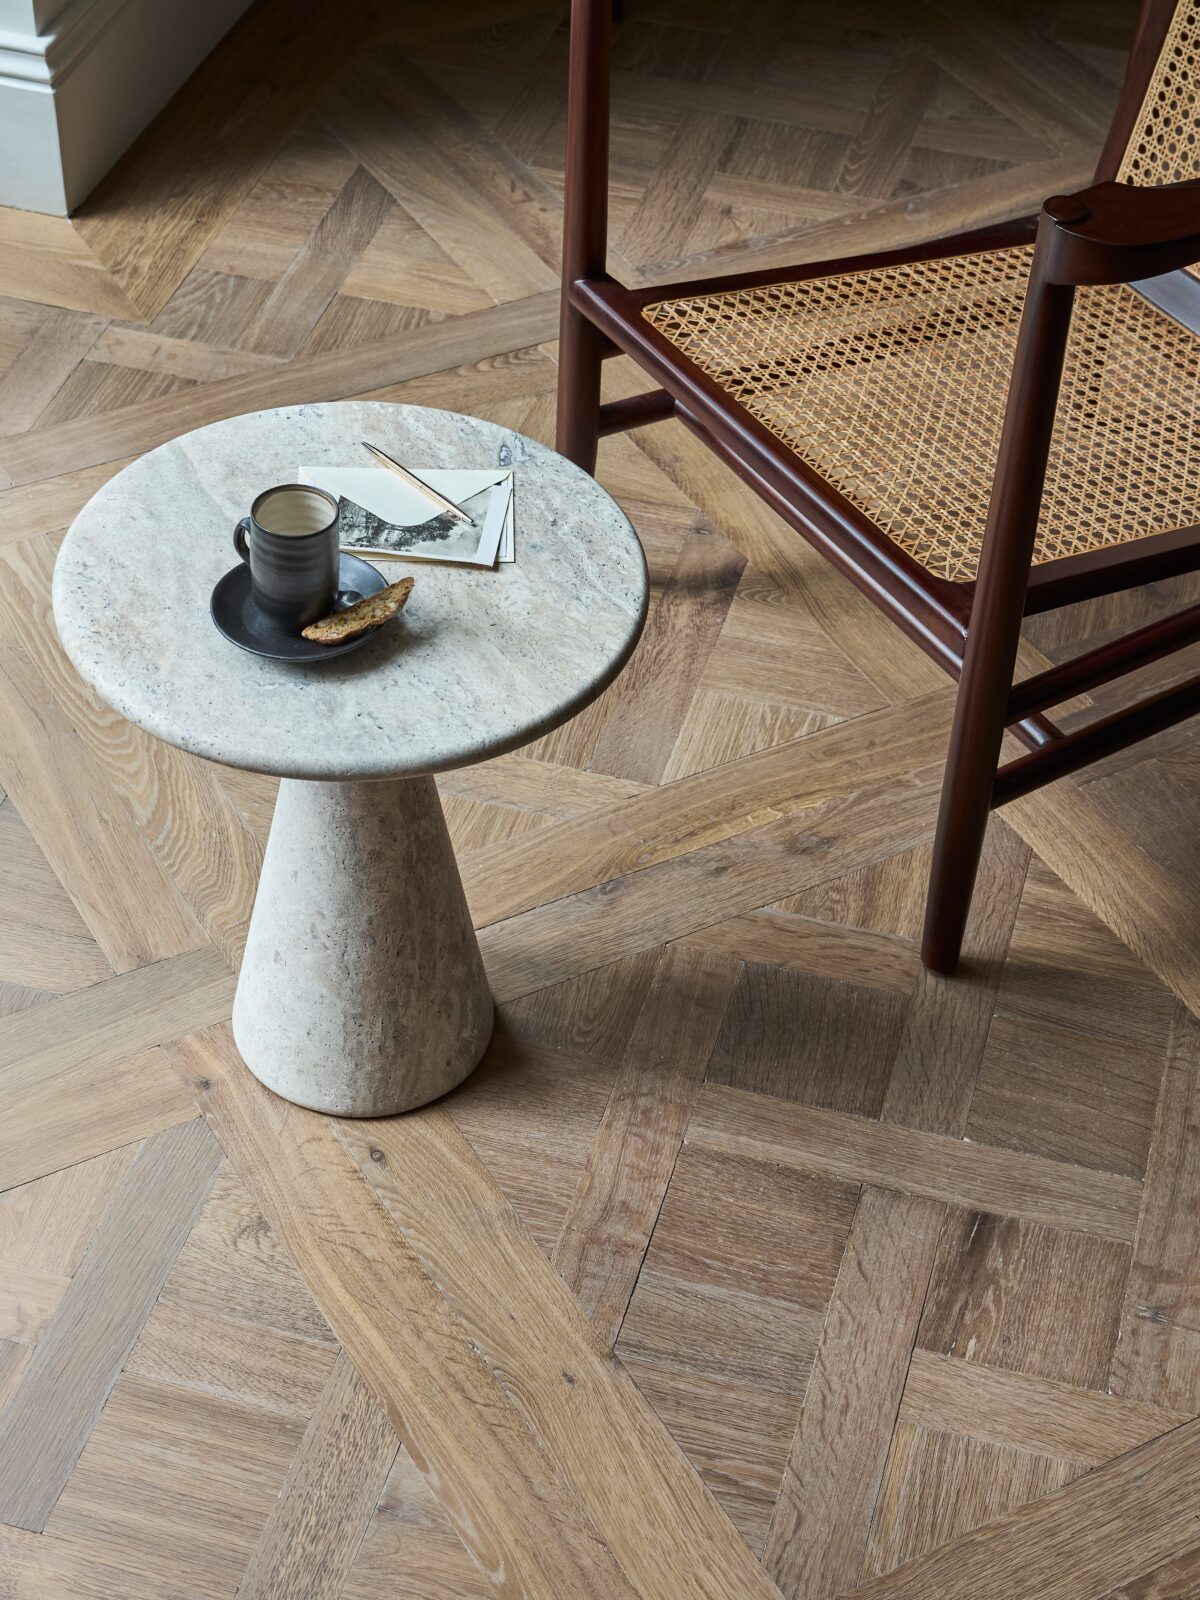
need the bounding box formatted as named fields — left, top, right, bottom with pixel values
left=3, top=0, right=1200, bottom=1596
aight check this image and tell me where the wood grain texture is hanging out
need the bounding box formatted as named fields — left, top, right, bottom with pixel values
left=1110, top=1006, right=1200, bottom=1412
left=0, top=291, right=559, bottom=486
left=845, top=1418, right=1200, bottom=1600
left=678, top=909, right=921, bottom=994
left=236, top=1355, right=398, bottom=1600
left=587, top=520, right=745, bottom=784
left=0, top=945, right=235, bottom=1087
left=336, top=1106, right=790, bottom=1600
left=0, top=312, right=108, bottom=436
left=168, top=1025, right=642, bottom=1600
left=72, top=0, right=383, bottom=320
left=464, top=688, right=954, bottom=930
left=1004, top=779, right=1200, bottom=1023
left=766, top=1187, right=944, bottom=1600
left=1102, top=1547, right=1200, bottom=1599
left=551, top=944, right=739, bottom=1343
left=900, top=1351, right=1192, bottom=1466
left=0, top=1118, right=221, bottom=1529
left=242, top=167, right=395, bottom=357
left=3, top=4, right=1197, bottom=1594
left=0, top=213, right=142, bottom=319
left=688, top=1084, right=1142, bottom=1243
left=2, top=1043, right=196, bottom=1196
left=478, top=774, right=942, bottom=1003
left=0, top=536, right=264, bottom=969
left=0, top=624, right=206, bottom=970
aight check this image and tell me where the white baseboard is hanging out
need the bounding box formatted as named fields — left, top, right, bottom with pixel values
left=0, top=0, right=254, bottom=215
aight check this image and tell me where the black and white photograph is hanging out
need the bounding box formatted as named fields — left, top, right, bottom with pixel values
left=298, top=463, right=514, bottom=566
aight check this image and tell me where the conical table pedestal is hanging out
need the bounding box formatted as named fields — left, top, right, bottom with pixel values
left=233, top=775, right=494, bottom=1116
left=52, top=401, right=648, bottom=1116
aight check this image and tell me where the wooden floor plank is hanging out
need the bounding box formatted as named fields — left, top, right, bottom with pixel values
left=619, top=113, right=736, bottom=267
left=1004, top=779, right=1200, bottom=1023
left=167, top=1024, right=643, bottom=1600
left=836, top=47, right=940, bottom=200
left=679, top=909, right=921, bottom=995
left=586, top=520, right=745, bottom=784
left=235, top=1354, right=398, bottom=1600
left=241, top=166, right=395, bottom=358
left=0, top=1264, right=69, bottom=1347
left=45, top=1368, right=306, bottom=1597
left=643, top=151, right=1097, bottom=287
left=0, top=291, right=559, bottom=486
left=628, top=410, right=945, bottom=703
left=2, top=1043, right=196, bottom=1196
left=1100, top=1546, right=1200, bottom=1600
left=767, top=826, right=1033, bottom=1596
left=342, top=1446, right=495, bottom=1600
left=900, top=1351, right=1193, bottom=1467
left=688, top=1085, right=1142, bottom=1243
left=0, top=311, right=108, bottom=436
left=335, top=1105, right=789, bottom=1600
left=1110, top=1006, right=1200, bottom=1413
left=843, top=1417, right=1200, bottom=1600
left=0, top=1118, right=221, bottom=1529
left=444, top=754, right=652, bottom=818
left=0, top=916, right=111, bottom=994
left=551, top=944, right=739, bottom=1344
left=765, top=1187, right=944, bottom=1600
left=321, top=55, right=561, bottom=302
left=479, top=775, right=941, bottom=1003
left=0, top=633, right=206, bottom=971
left=0, top=945, right=235, bottom=1084
left=465, top=689, right=954, bottom=932
left=0, top=213, right=142, bottom=320
left=71, top=0, right=382, bottom=321
left=125, top=1298, right=337, bottom=1416
left=0, top=536, right=264, bottom=970
left=882, top=822, right=1031, bottom=1134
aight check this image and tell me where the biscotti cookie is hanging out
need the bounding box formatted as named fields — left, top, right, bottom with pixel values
left=301, top=576, right=415, bottom=643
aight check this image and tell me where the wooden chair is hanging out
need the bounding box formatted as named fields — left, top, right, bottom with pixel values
left=555, top=0, right=1200, bottom=973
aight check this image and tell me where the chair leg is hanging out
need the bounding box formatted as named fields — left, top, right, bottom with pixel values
left=555, top=304, right=604, bottom=473
left=920, top=260, right=1077, bottom=974
left=921, top=654, right=1012, bottom=974
left=556, top=0, right=611, bottom=475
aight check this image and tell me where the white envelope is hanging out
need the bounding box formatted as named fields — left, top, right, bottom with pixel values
left=297, top=466, right=514, bottom=567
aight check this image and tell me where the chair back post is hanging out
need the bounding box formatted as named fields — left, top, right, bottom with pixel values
left=556, top=0, right=613, bottom=469
left=921, top=204, right=1080, bottom=972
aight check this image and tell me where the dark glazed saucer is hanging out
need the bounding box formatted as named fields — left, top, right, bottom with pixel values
left=210, top=552, right=388, bottom=662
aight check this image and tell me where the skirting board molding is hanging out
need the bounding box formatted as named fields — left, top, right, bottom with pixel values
left=0, top=0, right=252, bottom=214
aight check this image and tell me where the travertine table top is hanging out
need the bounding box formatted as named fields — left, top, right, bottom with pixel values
left=53, top=401, right=648, bottom=781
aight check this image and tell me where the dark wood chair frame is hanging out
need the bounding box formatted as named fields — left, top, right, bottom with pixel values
left=554, top=0, right=1200, bottom=973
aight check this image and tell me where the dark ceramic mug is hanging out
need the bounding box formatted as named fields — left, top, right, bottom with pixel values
left=234, top=484, right=341, bottom=631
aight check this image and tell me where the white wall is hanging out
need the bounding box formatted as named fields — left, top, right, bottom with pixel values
left=0, top=0, right=254, bottom=215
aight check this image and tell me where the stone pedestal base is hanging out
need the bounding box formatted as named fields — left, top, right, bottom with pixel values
left=232, top=775, right=493, bottom=1116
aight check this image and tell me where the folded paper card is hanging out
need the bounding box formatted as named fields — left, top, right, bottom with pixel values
left=297, top=466, right=514, bottom=567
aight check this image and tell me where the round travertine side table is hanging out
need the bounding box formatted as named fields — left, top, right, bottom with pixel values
left=52, top=401, right=648, bottom=1116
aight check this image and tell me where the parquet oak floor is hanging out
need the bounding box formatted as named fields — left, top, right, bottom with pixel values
left=3, top=1, right=1200, bottom=1597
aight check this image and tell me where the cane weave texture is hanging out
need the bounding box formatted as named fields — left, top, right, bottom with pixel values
left=1117, top=0, right=1200, bottom=188
left=643, top=246, right=1200, bottom=583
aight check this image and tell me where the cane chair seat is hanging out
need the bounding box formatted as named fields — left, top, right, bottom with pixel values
left=643, top=246, right=1200, bottom=584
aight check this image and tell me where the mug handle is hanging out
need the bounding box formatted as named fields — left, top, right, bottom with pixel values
left=233, top=517, right=252, bottom=563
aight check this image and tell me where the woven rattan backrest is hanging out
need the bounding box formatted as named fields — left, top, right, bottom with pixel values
left=1115, top=0, right=1199, bottom=187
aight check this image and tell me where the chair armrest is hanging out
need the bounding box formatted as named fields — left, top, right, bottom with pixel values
left=1040, top=178, right=1200, bottom=286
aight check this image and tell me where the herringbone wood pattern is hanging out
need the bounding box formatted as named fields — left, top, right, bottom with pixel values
left=4, top=1, right=1200, bottom=1597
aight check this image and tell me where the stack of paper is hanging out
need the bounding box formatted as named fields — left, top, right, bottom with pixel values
left=297, top=465, right=515, bottom=568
